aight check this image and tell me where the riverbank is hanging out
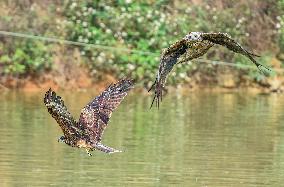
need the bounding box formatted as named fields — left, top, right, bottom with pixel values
left=1, top=67, right=283, bottom=94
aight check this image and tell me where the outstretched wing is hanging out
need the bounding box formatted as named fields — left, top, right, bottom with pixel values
left=201, top=32, right=271, bottom=73
left=148, top=38, right=214, bottom=108
left=148, top=39, right=188, bottom=108
left=44, top=89, right=80, bottom=139
left=78, top=79, right=134, bottom=142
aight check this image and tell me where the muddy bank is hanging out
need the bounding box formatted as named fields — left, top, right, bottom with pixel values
left=1, top=68, right=283, bottom=94
left=0, top=76, right=113, bottom=94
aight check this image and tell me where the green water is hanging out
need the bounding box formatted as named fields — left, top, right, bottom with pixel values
left=1, top=90, right=284, bottom=186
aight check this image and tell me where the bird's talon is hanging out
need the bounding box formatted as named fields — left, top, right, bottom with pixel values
left=86, top=149, right=92, bottom=156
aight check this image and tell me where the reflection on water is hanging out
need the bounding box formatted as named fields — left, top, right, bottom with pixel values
left=0, top=90, right=284, bottom=186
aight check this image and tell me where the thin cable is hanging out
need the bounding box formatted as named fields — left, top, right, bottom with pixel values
left=0, top=30, right=278, bottom=72
left=195, top=59, right=255, bottom=69
left=0, top=30, right=158, bottom=56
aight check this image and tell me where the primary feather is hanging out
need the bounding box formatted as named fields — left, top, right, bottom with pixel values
left=44, top=88, right=81, bottom=146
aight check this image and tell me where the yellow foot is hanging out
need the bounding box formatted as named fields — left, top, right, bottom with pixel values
left=86, top=149, right=92, bottom=156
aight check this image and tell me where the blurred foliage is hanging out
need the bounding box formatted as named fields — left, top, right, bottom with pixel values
left=63, top=0, right=284, bottom=84
left=275, top=0, right=284, bottom=54
left=0, top=1, right=56, bottom=76
left=0, top=40, right=52, bottom=75
left=0, top=0, right=283, bottom=85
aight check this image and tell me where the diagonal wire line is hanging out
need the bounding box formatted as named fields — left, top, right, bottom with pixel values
left=0, top=30, right=158, bottom=56
left=0, top=30, right=278, bottom=72
left=195, top=59, right=258, bottom=69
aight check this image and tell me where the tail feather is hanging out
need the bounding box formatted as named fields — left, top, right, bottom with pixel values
left=94, top=143, right=122, bottom=154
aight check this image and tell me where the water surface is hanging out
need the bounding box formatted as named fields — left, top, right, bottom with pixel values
left=0, top=90, right=284, bottom=186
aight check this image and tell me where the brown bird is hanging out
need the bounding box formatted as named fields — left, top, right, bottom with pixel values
left=44, top=79, right=134, bottom=156
left=148, top=32, right=271, bottom=108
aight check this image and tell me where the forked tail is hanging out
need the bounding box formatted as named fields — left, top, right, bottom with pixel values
left=95, top=142, right=122, bottom=154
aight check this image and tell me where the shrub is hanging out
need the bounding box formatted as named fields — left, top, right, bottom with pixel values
left=64, top=0, right=282, bottom=85
left=0, top=1, right=283, bottom=85
left=0, top=39, right=52, bottom=76
left=0, top=1, right=59, bottom=76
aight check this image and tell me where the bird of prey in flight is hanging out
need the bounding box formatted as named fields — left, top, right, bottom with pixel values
left=148, top=32, right=271, bottom=108
left=44, top=79, right=134, bottom=156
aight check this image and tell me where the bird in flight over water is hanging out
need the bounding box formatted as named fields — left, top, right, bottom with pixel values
left=44, top=79, right=134, bottom=156
left=148, top=32, right=271, bottom=108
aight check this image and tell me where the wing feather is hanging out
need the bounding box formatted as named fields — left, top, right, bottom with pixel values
left=201, top=32, right=255, bottom=56
left=201, top=32, right=271, bottom=73
left=78, top=79, right=134, bottom=142
left=148, top=39, right=188, bottom=108
left=148, top=39, right=214, bottom=108
left=44, top=89, right=80, bottom=139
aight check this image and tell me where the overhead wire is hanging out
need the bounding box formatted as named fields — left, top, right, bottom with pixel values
left=0, top=30, right=278, bottom=73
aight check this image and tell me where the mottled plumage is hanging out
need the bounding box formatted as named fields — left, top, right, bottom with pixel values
left=149, top=32, right=271, bottom=108
left=44, top=79, right=134, bottom=155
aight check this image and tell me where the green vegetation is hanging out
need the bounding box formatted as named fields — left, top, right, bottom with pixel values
left=0, top=0, right=283, bottom=86
left=0, top=40, right=52, bottom=75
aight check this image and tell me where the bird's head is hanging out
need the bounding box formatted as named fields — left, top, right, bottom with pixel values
left=184, top=32, right=202, bottom=42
